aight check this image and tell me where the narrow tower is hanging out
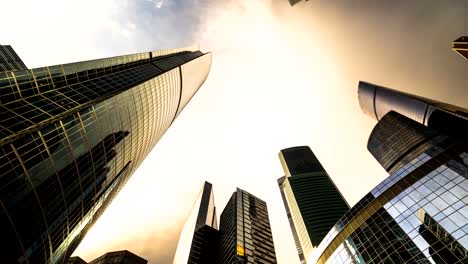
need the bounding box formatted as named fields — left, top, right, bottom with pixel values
left=277, top=146, right=349, bottom=263
left=218, top=188, right=277, bottom=264
left=173, top=181, right=218, bottom=264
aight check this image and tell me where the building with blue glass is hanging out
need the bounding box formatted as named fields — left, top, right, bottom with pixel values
left=0, top=46, right=211, bottom=263
left=307, top=109, right=467, bottom=262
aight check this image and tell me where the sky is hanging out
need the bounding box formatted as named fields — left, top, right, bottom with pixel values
left=1, top=0, right=467, bottom=263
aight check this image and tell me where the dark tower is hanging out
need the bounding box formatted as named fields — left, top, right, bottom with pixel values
left=288, top=0, right=309, bottom=6
left=173, top=181, right=218, bottom=264
left=277, top=146, right=349, bottom=263
left=174, top=184, right=277, bottom=264
left=0, top=46, right=211, bottom=263
left=218, top=188, right=277, bottom=264
left=452, top=36, right=468, bottom=60
left=0, top=44, right=27, bottom=73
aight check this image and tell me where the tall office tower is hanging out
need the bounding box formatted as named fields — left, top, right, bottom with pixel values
left=308, top=111, right=468, bottom=264
left=288, top=0, right=309, bottom=6
left=173, top=181, right=219, bottom=264
left=0, top=45, right=27, bottom=73
left=173, top=184, right=277, bottom=264
left=65, top=257, right=87, bottom=264
left=88, top=250, right=147, bottom=264
left=358, top=81, right=468, bottom=136
left=453, top=36, right=468, bottom=60
left=0, top=46, right=211, bottom=264
left=277, top=146, right=349, bottom=263
left=219, top=188, right=277, bottom=264
left=67, top=250, right=147, bottom=264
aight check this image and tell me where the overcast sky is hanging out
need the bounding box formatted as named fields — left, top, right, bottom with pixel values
left=1, top=0, right=467, bottom=263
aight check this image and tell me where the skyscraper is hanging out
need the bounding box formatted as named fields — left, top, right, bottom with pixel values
left=0, top=46, right=211, bottom=263
left=358, top=81, right=468, bottom=136
left=307, top=111, right=468, bottom=263
left=452, top=36, right=468, bottom=60
left=174, top=183, right=277, bottom=264
left=277, top=146, right=349, bottom=263
left=67, top=250, right=147, bottom=264
left=218, top=188, right=277, bottom=264
left=88, top=250, right=147, bottom=264
left=287, top=0, right=308, bottom=6
left=173, top=181, right=218, bottom=264
left=0, top=44, right=27, bottom=73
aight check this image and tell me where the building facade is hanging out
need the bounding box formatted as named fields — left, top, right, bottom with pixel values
left=218, top=188, right=277, bottom=264
left=358, top=81, right=468, bottom=137
left=174, top=183, right=277, bottom=264
left=308, top=111, right=468, bottom=264
left=88, top=250, right=147, bottom=264
left=0, top=45, right=27, bottom=73
left=0, top=46, right=211, bottom=263
left=67, top=250, right=147, bottom=264
left=173, top=181, right=219, bottom=264
left=288, top=0, right=308, bottom=6
left=453, top=36, right=468, bottom=60
left=277, top=146, right=349, bottom=263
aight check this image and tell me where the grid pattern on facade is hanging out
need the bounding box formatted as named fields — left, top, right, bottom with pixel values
left=218, top=193, right=237, bottom=264
left=308, top=116, right=468, bottom=264
left=357, top=81, right=435, bottom=125
left=288, top=172, right=350, bottom=248
left=277, top=146, right=349, bottom=263
left=357, top=81, right=468, bottom=137
left=218, top=189, right=277, bottom=264
left=0, top=48, right=211, bottom=264
left=0, top=45, right=27, bottom=73
left=277, top=176, right=307, bottom=264
left=367, top=111, right=439, bottom=173
left=324, top=148, right=468, bottom=264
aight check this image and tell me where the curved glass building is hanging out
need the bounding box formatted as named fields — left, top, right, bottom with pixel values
left=308, top=111, right=468, bottom=264
left=0, top=46, right=211, bottom=263
left=358, top=81, right=468, bottom=136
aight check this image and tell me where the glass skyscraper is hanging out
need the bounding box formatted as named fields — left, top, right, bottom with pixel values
left=218, top=188, right=277, bottom=264
left=0, top=46, right=211, bottom=263
left=0, top=45, right=27, bottom=73
left=174, top=183, right=277, bottom=264
left=358, top=81, right=468, bottom=137
left=277, top=146, right=349, bottom=263
left=67, top=250, right=147, bottom=264
left=288, top=0, right=308, bottom=6
left=453, top=36, right=468, bottom=60
left=307, top=100, right=467, bottom=262
left=173, top=181, right=218, bottom=264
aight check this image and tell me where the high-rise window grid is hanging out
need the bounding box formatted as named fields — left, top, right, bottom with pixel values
left=309, top=113, right=467, bottom=264
left=0, top=47, right=211, bottom=263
